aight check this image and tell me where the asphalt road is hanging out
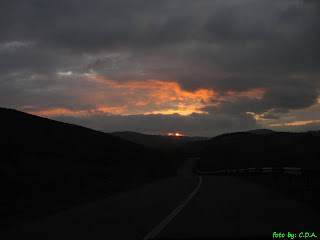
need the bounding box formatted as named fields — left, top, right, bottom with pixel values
left=4, top=175, right=319, bottom=239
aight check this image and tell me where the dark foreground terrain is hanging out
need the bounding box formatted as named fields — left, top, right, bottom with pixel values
left=1, top=108, right=320, bottom=239
left=0, top=108, right=183, bottom=229
left=4, top=174, right=319, bottom=239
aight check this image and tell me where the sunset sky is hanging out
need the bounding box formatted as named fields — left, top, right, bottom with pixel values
left=1, top=0, right=320, bottom=136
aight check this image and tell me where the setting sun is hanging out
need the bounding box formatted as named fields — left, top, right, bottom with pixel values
left=167, top=132, right=183, bottom=137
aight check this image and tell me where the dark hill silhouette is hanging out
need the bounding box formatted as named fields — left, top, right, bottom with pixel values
left=190, top=130, right=320, bottom=171
left=110, top=131, right=209, bottom=149
left=0, top=108, right=183, bottom=228
left=1, top=108, right=146, bottom=165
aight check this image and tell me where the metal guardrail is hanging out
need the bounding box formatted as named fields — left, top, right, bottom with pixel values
left=192, top=158, right=320, bottom=193
left=193, top=159, right=320, bottom=176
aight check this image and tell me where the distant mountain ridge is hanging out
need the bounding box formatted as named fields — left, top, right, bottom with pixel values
left=110, top=131, right=210, bottom=149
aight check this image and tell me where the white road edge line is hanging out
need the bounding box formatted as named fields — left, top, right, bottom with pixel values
left=143, top=176, right=203, bottom=240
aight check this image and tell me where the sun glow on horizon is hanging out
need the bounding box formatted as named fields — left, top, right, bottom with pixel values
left=168, top=132, right=183, bottom=137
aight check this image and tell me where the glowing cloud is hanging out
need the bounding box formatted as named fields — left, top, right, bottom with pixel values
left=21, top=107, right=89, bottom=117
left=91, top=77, right=217, bottom=115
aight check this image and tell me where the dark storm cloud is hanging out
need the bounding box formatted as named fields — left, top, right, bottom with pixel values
left=0, top=0, right=194, bottom=51
left=210, top=76, right=266, bottom=93
left=201, top=77, right=319, bottom=119
left=263, top=83, right=318, bottom=110
left=0, top=44, right=70, bottom=75
left=2, top=0, right=319, bottom=77
left=193, top=1, right=320, bottom=75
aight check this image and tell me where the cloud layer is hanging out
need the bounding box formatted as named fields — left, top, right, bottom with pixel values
left=1, top=0, right=320, bottom=136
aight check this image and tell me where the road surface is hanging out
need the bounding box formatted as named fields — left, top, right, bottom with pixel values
left=4, top=175, right=319, bottom=239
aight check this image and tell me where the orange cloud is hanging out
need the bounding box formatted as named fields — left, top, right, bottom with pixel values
left=145, top=104, right=206, bottom=116
left=101, top=78, right=215, bottom=101
left=135, top=100, right=151, bottom=106
left=23, top=107, right=89, bottom=117
left=94, top=77, right=217, bottom=115
left=22, top=105, right=127, bottom=117
left=96, top=105, right=127, bottom=114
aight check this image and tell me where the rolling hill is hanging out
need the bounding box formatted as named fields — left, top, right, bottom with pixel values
left=1, top=108, right=145, bottom=165
left=190, top=130, right=320, bottom=171
left=0, top=108, right=183, bottom=228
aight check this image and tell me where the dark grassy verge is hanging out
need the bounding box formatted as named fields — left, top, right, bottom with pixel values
left=1, top=152, right=184, bottom=230
left=234, top=173, right=320, bottom=211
